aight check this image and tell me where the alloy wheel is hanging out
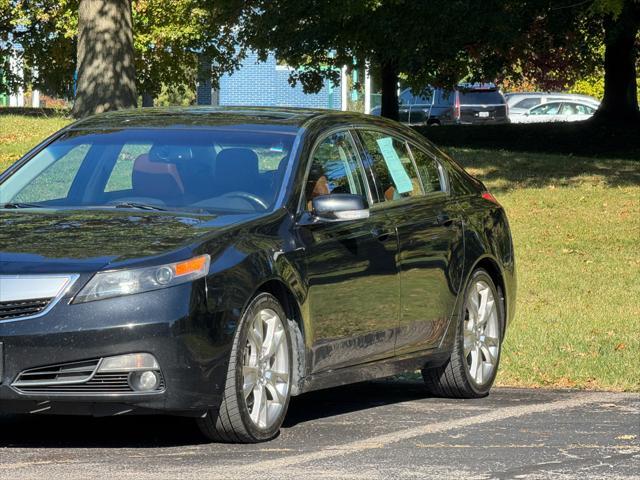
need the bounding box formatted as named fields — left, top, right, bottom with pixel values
left=463, top=279, right=500, bottom=386
left=242, top=308, right=290, bottom=429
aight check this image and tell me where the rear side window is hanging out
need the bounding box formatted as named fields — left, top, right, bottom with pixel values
left=459, top=91, right=504, bottom=105
left=358, top=130, right=422, bottom=203
left=513, top=98, right=540, bottom=109
left=408, top=144, right=443, bottom=194
left=435, top=90, right=455, bottom=105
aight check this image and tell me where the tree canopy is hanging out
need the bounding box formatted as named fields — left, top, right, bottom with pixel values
left=1, top=0, right=241, bottom=101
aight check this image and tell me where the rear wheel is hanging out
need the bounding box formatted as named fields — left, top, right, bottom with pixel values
left=197, top=293, right=292, bottom=442
left=422, top=269, right=503, bottom=398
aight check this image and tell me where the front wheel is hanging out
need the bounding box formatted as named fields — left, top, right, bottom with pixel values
left=422, top=269, right=504, bottom=398
left=197, top=293, right=292, bottom=442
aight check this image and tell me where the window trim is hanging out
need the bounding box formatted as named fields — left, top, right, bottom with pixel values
left=295, top=127, right=374, bottom=216
left=352, top=128, right=425, bottom=204
left=405, top=141, right=449, bottom=197
left=351, top=125, right=450, bottom=208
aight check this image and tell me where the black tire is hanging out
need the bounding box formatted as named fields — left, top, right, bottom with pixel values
left=197, top=293, right=293, bottom=443
left=422, top=269, right=504, bottom=398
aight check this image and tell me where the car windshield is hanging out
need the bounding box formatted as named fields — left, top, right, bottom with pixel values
left=0, top=127, right=297, bottom=213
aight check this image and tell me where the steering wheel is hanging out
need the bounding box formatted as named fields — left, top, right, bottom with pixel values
left=219, top=191, right=269, bottom=210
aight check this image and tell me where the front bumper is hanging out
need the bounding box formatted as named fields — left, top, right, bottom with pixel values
left=0, top=279, right=235, bottom=416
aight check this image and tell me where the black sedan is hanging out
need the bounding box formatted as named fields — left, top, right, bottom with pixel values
left=0, top=107, right=516, bottom=443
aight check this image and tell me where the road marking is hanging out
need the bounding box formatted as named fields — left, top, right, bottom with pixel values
left=228, top=391, right=636, bottom=474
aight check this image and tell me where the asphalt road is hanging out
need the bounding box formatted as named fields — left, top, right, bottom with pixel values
left=0, top=382, right=638, bottom=479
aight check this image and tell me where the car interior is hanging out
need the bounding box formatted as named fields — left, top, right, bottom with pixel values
left=10, top=130, right=294, bottom=213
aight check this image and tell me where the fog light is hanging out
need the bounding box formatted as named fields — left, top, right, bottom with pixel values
left=98, top=353, right=159, bottom=372
left=129, top=370, right=161, bottom=392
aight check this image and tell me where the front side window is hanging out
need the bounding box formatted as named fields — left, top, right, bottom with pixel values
left=304, top=131, right=366, bottom=210
left=408, top=144, right=443, bottom=194
left=513, top=98, right=540, bottom=109
left=530, top=102, right=561, bottom=115
left=0, top=128, right=297, bottom=213
left=358, top=130, right=422, bottom=203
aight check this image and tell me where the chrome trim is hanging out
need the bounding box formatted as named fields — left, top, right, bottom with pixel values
left=12, top=359, right=102, bottom=387
left=0, top=274, right=79, bottom=323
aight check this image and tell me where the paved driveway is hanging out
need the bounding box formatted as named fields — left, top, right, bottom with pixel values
left=0, top=382, right=638, bottom=479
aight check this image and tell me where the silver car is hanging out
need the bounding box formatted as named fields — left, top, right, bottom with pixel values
left=505, top=92, right=599, bottom=122
left=512, top=100, right=598, bottom=124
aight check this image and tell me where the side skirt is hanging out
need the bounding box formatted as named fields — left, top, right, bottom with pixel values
left=298, top=348, right=451, bottom=395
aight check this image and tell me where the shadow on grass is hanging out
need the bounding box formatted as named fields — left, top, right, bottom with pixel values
left=415, top=121, right=640, bottom=161
left=448, top=148, right=640, bottom=193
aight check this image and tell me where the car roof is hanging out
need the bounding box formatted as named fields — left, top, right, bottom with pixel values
left=507, top=92, right=596, bottom=99
left=68, top=106, right=357, bottom=131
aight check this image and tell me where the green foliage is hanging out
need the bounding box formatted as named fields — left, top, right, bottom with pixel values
left=228, top=1, right=548, bottom=99
left=2, top=0, right=241, bottom=99
left=569, top=74, right=606, bottom=100
left=154, top=82, right=196, bottom=106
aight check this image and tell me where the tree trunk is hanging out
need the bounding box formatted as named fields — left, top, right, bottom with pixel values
left=594, top=1, right=640, bottom=123
left=72, top=0, right=137, bottom=118
left=379, top=62, right=399, bottom=121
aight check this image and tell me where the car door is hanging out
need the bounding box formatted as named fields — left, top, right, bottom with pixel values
left=398, top=89, right=413, bottom=124
left=356, top=128, right=463, bottom=355
left=297, top=129, right=400, bottom=373
left=409, top=91, right=435, bottom=125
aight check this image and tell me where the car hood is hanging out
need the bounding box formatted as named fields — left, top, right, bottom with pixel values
left=0, top=209, right=261, bottom=274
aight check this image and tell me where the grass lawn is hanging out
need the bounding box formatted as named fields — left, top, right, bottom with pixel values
left=1, top=114, right=639, bottom=391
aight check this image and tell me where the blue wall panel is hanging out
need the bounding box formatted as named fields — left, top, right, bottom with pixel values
left=218, top=52, right=342, bottom=110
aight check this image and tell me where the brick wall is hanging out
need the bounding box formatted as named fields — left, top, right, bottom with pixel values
left=216, top=51, right=342, bottom=110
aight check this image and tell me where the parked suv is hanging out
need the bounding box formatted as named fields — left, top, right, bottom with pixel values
left=371, top=84, right=510, bottom=126
left=505, top=92, right=600, bottom=121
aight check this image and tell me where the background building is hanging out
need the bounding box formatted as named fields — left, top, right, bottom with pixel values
left=197, top=51, right=375, bottom=112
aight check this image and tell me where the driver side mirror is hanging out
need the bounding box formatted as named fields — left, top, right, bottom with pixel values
left=311, top=194, right=370, bottom=222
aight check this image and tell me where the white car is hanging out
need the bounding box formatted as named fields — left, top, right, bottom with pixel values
left=512, top=100, right=598, bottom=124
left=505, top=92, right=599, bottom=121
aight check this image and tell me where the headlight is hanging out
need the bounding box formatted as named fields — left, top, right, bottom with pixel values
left=74, top=254, right=210, bottom=303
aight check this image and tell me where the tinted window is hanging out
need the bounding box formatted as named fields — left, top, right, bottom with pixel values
left=408, top=144, right=443, bottom=194
left=304, top=131, right=366, bottom=210
left=435, top=90, right=455, bottom=105
left=513, top=98, right=541, bottom=109
left=1, top=128, right=296, bottom=213
left=358, top=130, right=422, bottom=203
left=459, top=91, right=505, bottom=104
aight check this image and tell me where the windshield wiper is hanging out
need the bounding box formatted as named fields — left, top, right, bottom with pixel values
left=0, top=202, right=45, bottom=209
left=113, top=202, right=167, bottom=211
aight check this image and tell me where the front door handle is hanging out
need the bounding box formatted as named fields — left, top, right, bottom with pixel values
left=371, top=227, right=392, bottom=242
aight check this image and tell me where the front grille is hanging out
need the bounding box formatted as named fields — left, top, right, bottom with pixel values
left=13, top=358, right=165, bottom=394
left=0, top=298, right=53, bottom=320
left=13, top=359, right=100, bottom=386
left=16, top=372, right=166, bottom=394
